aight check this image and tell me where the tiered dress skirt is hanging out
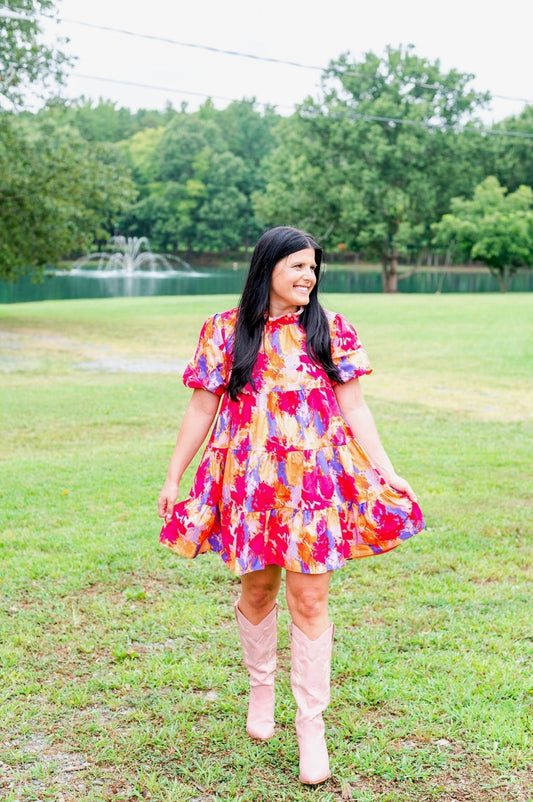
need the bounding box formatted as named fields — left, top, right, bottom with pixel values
left=160, top=308, right=424, bottom=575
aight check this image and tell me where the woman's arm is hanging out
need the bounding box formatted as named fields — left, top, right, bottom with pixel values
left=334, top=377, right=417, bottom=502
left=158, top=387, right=221, bottom=518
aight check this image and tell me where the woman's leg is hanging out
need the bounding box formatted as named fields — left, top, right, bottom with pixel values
left=234, top=565, right=282, bottom=740
left=285, top=570, right=331, bottom=639
left=238, top=564, right=282, bottom=623
left=285, top=570, right=334, bottom=785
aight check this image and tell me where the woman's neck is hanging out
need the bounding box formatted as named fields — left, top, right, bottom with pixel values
left=268, top=302, right=299, bottom=318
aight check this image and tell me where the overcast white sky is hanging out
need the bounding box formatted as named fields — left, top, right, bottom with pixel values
left=39, top=0, right=533, bottom=124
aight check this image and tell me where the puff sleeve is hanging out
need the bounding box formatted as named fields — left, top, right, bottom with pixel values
left=329, top=312, right=372, bottom=382
left=183, top=313, right=233, bottom=395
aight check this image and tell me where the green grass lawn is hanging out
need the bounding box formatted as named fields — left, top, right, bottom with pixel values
left=0, top=293, right=531, bottom=802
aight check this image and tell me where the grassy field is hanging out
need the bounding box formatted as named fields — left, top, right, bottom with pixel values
left=0, top=293, right=531, bottom=802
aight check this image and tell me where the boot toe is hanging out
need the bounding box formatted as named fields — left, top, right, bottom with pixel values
left=299, top=771, right=331, bottom=785
left=246, top=723, right=275, bottom=740
left=298, top=738, right=330, bottom=784
left=246, top=685, right=275, bottom=740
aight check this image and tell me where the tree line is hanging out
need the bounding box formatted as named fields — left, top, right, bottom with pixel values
left=1, top=9, right=533, bottom=291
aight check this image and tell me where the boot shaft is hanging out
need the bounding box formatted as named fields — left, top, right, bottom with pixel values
left=234, top=601, right=278, bottom=685
left=290, top=622, right=334, bottom=714
left=289, top=621, right=334, bottom=785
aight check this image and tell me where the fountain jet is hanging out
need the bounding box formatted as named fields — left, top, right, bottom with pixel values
left=71, top=236, right=195, bottom=275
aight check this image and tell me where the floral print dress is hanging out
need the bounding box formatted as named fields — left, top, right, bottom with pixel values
left=160, top=307, right=424, bottom=575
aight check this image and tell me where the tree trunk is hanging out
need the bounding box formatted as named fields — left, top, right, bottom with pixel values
left=382, top=253, right=399, bottom=293
left=498, top=266, right=509, bottom=293
left=491, top=265, right=508, bottom=292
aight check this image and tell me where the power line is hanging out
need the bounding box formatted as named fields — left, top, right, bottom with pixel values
left=3, top=4, right=533, bottom=121
left=62, top=17, right=325, bottom=72
left=73, top=74, right=245, bottom=105
left=66, top=72, right=533, bottom=138
left=318, top=109, right=533, bottom=139
left=492, top=93, right=533, bottom=104
left=72, top=72, right=293, bottom=110
left=485, top=127, right=533, bottom=139
left=56, top=15, right=533, bottom=108
left=7, top=5, right=528, bottom=108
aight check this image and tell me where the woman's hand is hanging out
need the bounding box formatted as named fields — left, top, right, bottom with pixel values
left=157, top=388, right=221, bottom=522
left=334, top=380, right=419, bottom=505
left=382, top=471, right=418, bottom=503
left=158, top=479, right=179, bottom=520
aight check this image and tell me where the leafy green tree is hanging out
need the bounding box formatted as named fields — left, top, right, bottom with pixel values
left=215, top=100, right=280, bottom=249
left=118, top=113, right=225, bottom=252
left=138, top=149, right=248, bottom=254
left=45, top=97, right=137, bottom=142
left=34, top=97, right=178, bottom=143
left=117, top=126, right=165, bottom=190
left=0, top=0, right=70, bottom=107
left=0, top=114, right=136, bottom=280
left=118, top=102, right=280, bottom=255
left=432, top=176, right=533, bottom=291
left=216, top=100, right=279, bottom=170
left=255, top=46, right=490, bottom=291
left=489, top=105, right=533, bottom=192
left=195, top=151, right=249, bottom=251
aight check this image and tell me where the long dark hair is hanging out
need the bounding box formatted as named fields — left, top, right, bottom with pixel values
left=227, top=226, right=344, bottom=400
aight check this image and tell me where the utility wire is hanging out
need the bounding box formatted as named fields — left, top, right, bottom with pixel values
left=2, top=4, right=532, bottom=130
left=62, top=17, right=326, bottom=72
left=308, top=108, right=533, bottom=138
left=5, top=5, right=529, bottom=106
left=57, top=15, right=533, bottom=108
left=72, top=72, right=293, bottom=110
left=66, top=72, right=533, bottom=138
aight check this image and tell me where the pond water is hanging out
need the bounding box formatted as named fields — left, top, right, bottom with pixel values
left=1, top=267, right=531, bottom=303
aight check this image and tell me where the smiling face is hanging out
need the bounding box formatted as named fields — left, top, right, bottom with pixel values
left=268, top=247, right=317, bottom=317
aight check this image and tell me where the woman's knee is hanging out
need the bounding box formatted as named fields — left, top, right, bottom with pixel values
left=285, top=574, right=330, bottom=622
left=240, top=567, right=281, bottom=611
left=289, top=589, right=326, bottom=620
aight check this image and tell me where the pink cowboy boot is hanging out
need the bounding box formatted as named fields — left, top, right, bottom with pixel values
left=290, top=621, right=334, bottom=784
left=234, top=601, right=278, bottom=740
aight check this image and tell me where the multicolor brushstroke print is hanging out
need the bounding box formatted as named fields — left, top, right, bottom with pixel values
left=160, top=308, right=424, bottom=575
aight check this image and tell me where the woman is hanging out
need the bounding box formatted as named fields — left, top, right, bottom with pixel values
left=158, top=226, right=424, bottom=784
